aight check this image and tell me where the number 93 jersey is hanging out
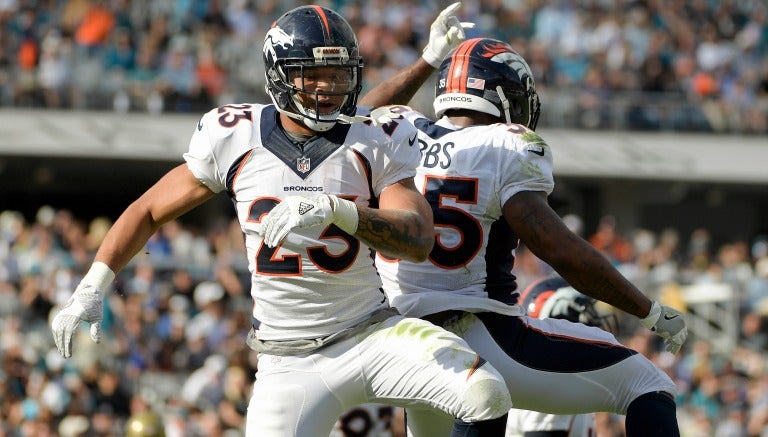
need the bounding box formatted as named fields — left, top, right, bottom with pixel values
left=376, top=106, right=554, bottom=318
left=183, top=103, right=421, bottom=341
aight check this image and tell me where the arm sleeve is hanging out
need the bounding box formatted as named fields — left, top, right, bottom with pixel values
left=183, top=105, right=257, bottom=194
left=183, top=109, right=228, bottom=193
left=498, top=132, right=555, bottom=207
left=370, top=109, right=421, bottom=195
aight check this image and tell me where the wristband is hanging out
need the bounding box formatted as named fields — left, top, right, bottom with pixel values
left=331, top=196, right=359, bottom=235
left=82, top=262, right=116, bottom=291
left=422, top=50, right=442, bottom=69
left=640, top=300, right=661, bottom=328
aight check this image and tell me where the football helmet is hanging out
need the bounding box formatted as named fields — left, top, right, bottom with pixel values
left=125, top=412, right=165, bottom=437
left=263, top=5, right=363, bottom=132
left=434, top=38, right=541, bottom=130
left=519, top=276, right=617, bottom=333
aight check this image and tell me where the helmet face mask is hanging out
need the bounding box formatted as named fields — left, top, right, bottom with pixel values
left=263, top=6, right=363, bottom=132
left=434, top=38, right=541, bottom=130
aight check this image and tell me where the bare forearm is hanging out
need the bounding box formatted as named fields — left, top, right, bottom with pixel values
left=355, top=206, right=434, bottom=262
left=359, top=58, right=435, bottom=107
left=93, top=164, right=216, bottom=273
left=93, top=202, right=162, bottom=273
left=507, top=192, right=652, bottom=318
left=549, top=236, right=651, bottom=318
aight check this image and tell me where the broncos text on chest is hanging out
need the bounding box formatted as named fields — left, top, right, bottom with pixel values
left=284, top=185, right=324, bottom=192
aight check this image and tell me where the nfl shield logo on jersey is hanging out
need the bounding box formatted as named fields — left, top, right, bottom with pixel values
left=297, top=157, right=311, bottom=173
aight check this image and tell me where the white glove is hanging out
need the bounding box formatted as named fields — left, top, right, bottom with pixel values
left=337, top=106, right=402, bottom=126
left=51, top=262, right=115, bottom=358
left=640, top=300, right=688, bottom=354
left=369, top=106, right=400, bottom=126
left=422, top=2, right=476, bottom=68
left=261, top=194, right=358, bottom=247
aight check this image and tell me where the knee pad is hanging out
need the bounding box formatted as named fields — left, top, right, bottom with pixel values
left=458, top=359, right=512, bottom=422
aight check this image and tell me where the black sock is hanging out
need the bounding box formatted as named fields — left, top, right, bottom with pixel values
left=625, top=391, right=680, bottom=437
left=450, top=414, right=508, bottom=437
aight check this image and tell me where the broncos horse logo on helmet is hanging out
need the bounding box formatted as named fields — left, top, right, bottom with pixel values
left=518, top=276, right=618, bottom=333
left=434, top=38, right=541, bottom=130
left=263, top=5, right=363, bottom=132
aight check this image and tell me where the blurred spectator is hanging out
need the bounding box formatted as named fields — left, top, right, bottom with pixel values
left=37, top=30, right=71, bottom=108
left=73, top=0, right=115, bottom=55
left=1, top=204, right=768, bottom=434
left=588, top=214, right=634, bottom=265
left=0, top=0, right=764, bottom=133
left=155, top=35, right=199, bottom=112
left=1, top=1, right=768, bottom=434
left=101, top=27, right=136, bottom=92
left=194, top=44, right=226, bottom=107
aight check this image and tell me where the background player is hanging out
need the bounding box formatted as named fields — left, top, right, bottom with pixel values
left=50, top=6, right=512, bottom=436
left=360, top=36, right=686, bottom=436
left=506, top=276, right=618, bottom=437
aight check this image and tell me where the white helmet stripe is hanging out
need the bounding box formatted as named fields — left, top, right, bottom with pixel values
left=433, top=93, right=501, bottom=118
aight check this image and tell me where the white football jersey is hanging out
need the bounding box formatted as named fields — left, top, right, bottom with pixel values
left=184, top=103, right=420, bottom=340
left=376, top=106, right=554, bottom=318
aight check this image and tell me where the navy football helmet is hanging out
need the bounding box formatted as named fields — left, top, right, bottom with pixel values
left=519, top=276, right=617, bottom=333
left=263, top=5, right=363, bottom=132
left=434, top=38, right=541, bottom=130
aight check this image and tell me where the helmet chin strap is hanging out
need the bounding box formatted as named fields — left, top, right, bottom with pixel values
left=301, top=115, right=336, bottom=132
left=496, top=86, right=512, bottom=124
left=338, top=107, right=399, bottom=126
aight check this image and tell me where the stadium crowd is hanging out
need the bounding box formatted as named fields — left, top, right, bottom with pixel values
left=0, top=0, right=766, bottom=133
left=2, top=0, right=768, bottom=436
left=0, top=205, right=767, bottom=436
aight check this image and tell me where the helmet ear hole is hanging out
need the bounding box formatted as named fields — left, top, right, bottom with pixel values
left=276, top=91, right=290, bottom=109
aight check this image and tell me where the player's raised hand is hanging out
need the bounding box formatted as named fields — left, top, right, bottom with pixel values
left=261, top=194, right=358, bottom=247
left=640, top=300, right=688, bottom=354
left=422, top=2, right=476, bottom=68
left=51, top=262, right=115, bottom=358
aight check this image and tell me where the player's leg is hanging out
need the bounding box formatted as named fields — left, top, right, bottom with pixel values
left=245, top=350, right=351, bottom=437
left=449, top=415, right=509, bottom=437
left=624, top=391, right=679, bottom=436
left=505, top=409, right=595, bottom=437
left=457, top=313, right=679, bottom=436
left=405, top=407, right=454, bottom=437
left=404, top=408, right=509, bottom=437
left=355, top=315, right=512, bottom=433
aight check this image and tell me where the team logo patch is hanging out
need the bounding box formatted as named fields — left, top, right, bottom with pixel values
left=297, top=157, right=311, bottom=173
left=298, top=202, right=315, bottom=215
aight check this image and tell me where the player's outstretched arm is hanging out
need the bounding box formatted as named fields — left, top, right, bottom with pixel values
left=358, top=59, right=435, bottom=108
left=503, top=191, right=687, bottom=353
left=356, top=178, right=435, bottom=262
left=51, top=164, right=216, bottom=358
left=94, top=164, right=216, bottom=272
left=505, top=192, right=651, bottom=316
left=359, top=2, right=474, bottom=108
